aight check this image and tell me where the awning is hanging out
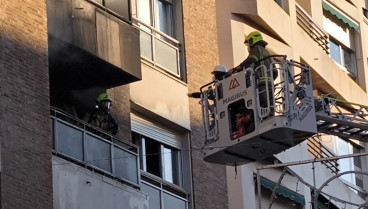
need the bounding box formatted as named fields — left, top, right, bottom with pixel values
left=260, top=177, right=306, bottom=205
left=322, top=1, right=360, bottom=32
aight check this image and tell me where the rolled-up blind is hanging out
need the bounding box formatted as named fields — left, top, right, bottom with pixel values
left=131, top=113, right=182, bottom=149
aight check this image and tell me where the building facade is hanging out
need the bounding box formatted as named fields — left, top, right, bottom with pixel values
left=216, top=0, right=368, bottom=208
left=1, top=0, right=368, bottom=209
left=1, top=0, right=227, bottom=208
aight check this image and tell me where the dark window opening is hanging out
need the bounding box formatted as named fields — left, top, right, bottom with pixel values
left=228, top=99, right=255, bottom=140
left=133, top=132, right=182, bottom=185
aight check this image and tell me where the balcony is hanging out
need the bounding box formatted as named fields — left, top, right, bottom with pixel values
left=47, top=0, right=141, bottom=92
left=296, top=3, right=329, bottom=54
left=51, top=107, right=140, bottom=188
left=307, top=135, right=339, bottom=174
left=141, top=172, right=189, bottom=209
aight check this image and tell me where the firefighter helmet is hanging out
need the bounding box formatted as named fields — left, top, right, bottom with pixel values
left=212, top=65, right=228, bottom=74
left=244, top=31, right=263, bottom=47
left=97, top=93, right=112, bottom=103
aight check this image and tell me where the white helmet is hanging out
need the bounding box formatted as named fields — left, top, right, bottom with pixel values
left=212, top=65, right=228, bottom=74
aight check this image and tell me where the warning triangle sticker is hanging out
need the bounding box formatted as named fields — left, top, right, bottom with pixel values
left=229, top=78, right=240, bottom=90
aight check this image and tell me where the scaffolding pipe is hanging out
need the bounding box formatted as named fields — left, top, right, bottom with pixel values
left=255, top=154, right=368, bottom=208
left=257, top=169, right=262, bottom=209
left=268, top=168, right=287, bottom=209
left=312, top=162, right=318, bottom=209
left=314, top=170, right=368, bottom=208
left=256, top=152, right=368, bottom=170
left=286, top=167, right=365, bottom=207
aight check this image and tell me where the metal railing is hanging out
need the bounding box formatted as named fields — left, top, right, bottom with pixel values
left=307, top=135, right=339, bottom=174
left=296, top=4, right=330, bottom=54
left=132, top=17, right=181, bottom=77
left=51, top=107, right=140, bottom=188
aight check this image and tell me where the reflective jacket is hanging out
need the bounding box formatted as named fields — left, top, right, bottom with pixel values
left=233, top=43, right=277, bottom=84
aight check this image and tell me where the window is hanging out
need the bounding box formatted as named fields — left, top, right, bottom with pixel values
left=131, top=112, right=184, bottom=186
left=131, top=112, right=191, bottom=209
left=332, top=137, right=365, bottom=194
left=132, top=0, right=183, bottom=78
left=275, top=0, right=284, bottom=7
left=329, top=39, right=357, bottom=78
left=135, top=0, right=174, bottom=36
left=133, top=133, right=182, bottom=185
left=274, top=0, right=289, bottom=14
left=363, top=7, right=368, bottom=19
left=323, top=1, right=359, bottom=79
left=93, top=0, right=130, bottom=21
left=156, top=0, right=174, bottom=36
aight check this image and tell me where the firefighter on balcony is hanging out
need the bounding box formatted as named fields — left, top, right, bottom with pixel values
left=227, top=31, right=278, bottom=115
left=88, top=93, right=119, bottom=135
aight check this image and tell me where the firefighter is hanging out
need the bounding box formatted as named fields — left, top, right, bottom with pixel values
left=232, top=112, right=252, bottom=139
left=212, top=65, right=228, bottom=81
left=227, top=31, right=276, bottom=76
left=188, top=65, right=228, bottom=99
left=228, top=31, right=278, bottom=114
left=88, top=92, right=119, bottom=135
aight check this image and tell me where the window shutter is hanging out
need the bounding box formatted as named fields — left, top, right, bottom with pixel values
left=131, top=113, right=182, bottom=149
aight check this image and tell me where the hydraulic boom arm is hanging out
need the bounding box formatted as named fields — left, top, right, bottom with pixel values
left=315, top=96, right=368, bottom=142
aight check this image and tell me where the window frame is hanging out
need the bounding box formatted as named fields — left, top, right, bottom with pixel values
left=132, top=0, right=185, bottom=81
left=328, top=38, right=357, bottom=78
left=134, top=134, right=183, bottom=186
left=332, top=136, right=365, bottom=193
left=155, top=0, right=174, bottom=37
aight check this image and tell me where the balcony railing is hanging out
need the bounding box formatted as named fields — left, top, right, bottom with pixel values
left=296, top=4, right=330, bottom=54
left=141, top=172, right=189, bottom=209
left=307, top=135, right=339, bottom=174
left=132, top=17, right=181, bottom=77
left=51, top=107, right=140, bottom=188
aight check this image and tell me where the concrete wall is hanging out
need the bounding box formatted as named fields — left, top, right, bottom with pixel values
left=130, top=63, right=190, bottom=130
left=0, top=0, right=53, bottom=208
left=53, top=157, right=148, bottom=209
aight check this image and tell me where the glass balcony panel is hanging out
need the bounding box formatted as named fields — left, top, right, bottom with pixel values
left=56, top=121, right=84, bottom=161
left=105, top=0, right=130, bottom=20
left=114, top=146, right=139, bottom=184
left=155, top=38, right=178, bottom=75
left=163, top=192, right=187, bottom=209
left=140, top=30, right=153, bottom=60
left=52, top=108, right=140, bottom=188
left=86, top=134, right=112, bottom=172
left=141, top=183, right=161, bottom=209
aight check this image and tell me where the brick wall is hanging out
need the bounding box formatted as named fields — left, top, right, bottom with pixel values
left=0, top=0, right=53, bottom=208
left=182, top=0, right=229, bottom=208
left=108, top=85, right=132, bottom=142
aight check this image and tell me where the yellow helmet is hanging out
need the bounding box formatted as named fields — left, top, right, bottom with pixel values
left=244, top=31, right=263, bottom=47
left=97, top=92, right=112, bottom=103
